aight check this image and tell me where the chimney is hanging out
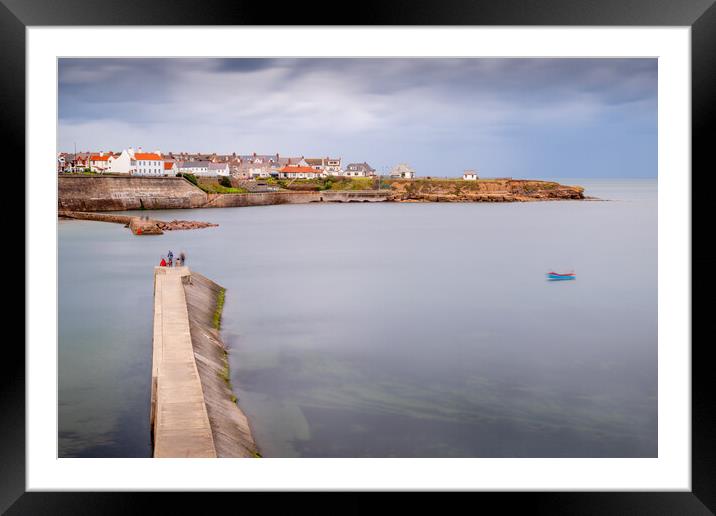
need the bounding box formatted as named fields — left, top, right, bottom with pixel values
left=138, top=146, right=143, bottom=153
left=99, top=151, right=104, bottom=157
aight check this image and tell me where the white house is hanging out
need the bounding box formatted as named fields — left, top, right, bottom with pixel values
left=164, top=161, right=178, bottom=176
left=88, top=152, right=114, bottom=173
left=389, top=163, right=416, bottom=179
left=304, top=157, right=342, bottom=176
left=344, top=162, right=376, bottom=177
left=247, top=164, right=271, bottom=179
left=463, top=170, right=479, bottom=181
left=108, top=148, right=134, bottom=174
left=304, top=158, right=325, bottom=171
left=208, top=162, right=230, bottom=177
left=278, top=165, right=321, bottom=179
left=323, top=157, right=342, bottom=176
left=178, top=161, right=211, bottom=176
left=131, top=150, right=164, bottom=176
left=57, top=153, right=66, bottom=173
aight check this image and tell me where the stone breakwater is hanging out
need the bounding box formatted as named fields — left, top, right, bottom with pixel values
left=151, top=266, right=258, bottom=457
left=59, top=210, right=217, bottom=235
left=387, top=179, right=585, bottom=202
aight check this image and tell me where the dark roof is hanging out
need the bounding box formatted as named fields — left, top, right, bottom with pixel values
left=346, top=162, right=375, bottom=171
left=178, top=161, right=211, bottom=168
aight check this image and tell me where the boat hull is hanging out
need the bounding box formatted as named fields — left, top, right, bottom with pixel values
left=547, top=273, right=576, bottom=281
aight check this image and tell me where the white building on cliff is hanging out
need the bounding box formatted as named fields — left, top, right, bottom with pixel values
left=389, top=163, right=416, bottom=179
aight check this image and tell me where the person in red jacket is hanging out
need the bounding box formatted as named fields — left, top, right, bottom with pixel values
left=160, top=257, right=167, bottom=267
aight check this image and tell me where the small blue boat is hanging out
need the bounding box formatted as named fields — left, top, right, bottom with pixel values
left=547, top=271, right=576, bottom=281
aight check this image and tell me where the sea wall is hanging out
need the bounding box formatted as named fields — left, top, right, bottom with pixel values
left=58, top=176, right=585, bottom=213
left=58, top=175, right=208, bottom=211
left=204, top=189, right=391, bottom=208
left=58, top=176, right=392, bottom=211
left=151, top=266, right=257, bottom=457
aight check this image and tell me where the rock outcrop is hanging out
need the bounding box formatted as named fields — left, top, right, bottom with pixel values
left=387, top=179, right=585, bottom=202
left=156, top=220, right=219, bottom=231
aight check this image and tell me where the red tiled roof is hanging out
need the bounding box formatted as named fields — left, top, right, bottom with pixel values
left=89, top=154, right=112, bottom=161
left=134, top=153, right=162, bottom=160
left=279, top=166, right=318, bottom=173
left=164, top=162, right=175, bottom=170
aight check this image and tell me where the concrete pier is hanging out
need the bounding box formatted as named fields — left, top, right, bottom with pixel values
left=151, top=266, right=216, bottom=457
left=150, top=266, right=258, bottom=458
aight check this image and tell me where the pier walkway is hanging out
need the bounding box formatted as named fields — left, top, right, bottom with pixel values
left=151, top=266, right=217, bottom=457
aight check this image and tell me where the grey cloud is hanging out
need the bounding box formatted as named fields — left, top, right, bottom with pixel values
left=58, top=57, right=657, bottom=178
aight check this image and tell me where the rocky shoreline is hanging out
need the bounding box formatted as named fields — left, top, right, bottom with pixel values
left=155, top=219, right=219, bottom=231
left=387, top=179, right=585, bottom=202
left=58, top=176, right=588, bottom=214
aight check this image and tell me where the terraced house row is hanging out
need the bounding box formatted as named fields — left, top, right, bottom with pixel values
left=59, top=148, right=381, bottom=180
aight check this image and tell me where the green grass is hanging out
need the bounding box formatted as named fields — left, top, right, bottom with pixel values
left=198, top=183, right=248, bottom=194
left=213, top=288, right=225, bottom=330
left=217, top=347, right=231, bottom=388
left=60, top=170, right=97, bottom=175
left=209, top=287, right=245, bottom=415
left=219, top=359, right=230, bottom=384
left=278, top=177, right=377, bottom=191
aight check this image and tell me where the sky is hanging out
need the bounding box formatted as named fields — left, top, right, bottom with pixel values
left=58, top=58, right=657, bottom=178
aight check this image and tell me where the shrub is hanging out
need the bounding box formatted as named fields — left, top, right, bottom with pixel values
left=198, top=183, right=247, bottom=194
left=218, top=176, right=232, bottom=188
left=179, top=173, right=198, bottom=185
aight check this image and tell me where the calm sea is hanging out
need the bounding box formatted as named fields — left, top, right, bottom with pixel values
left=58, top=179, right=657, bottom=457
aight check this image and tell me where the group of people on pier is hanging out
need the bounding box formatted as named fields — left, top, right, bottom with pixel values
left=159, top=250, right=186, bottom=267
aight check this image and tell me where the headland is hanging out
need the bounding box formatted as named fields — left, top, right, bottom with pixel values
left=58, top=175, right=586, bottom=214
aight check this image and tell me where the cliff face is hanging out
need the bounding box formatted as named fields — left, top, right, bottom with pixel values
left=388, top=179, right=585, bottom=202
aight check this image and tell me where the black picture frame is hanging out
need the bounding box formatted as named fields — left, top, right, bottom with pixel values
left=6, top=0, right=711, bottom=512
